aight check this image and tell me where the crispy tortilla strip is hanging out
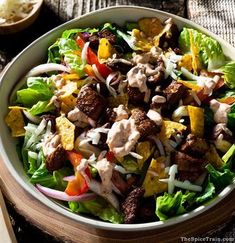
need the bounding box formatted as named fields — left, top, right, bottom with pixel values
left=188, top=105, right=204, bottom=137
left=159, top=120, right=187, bottom=143
left=56, top=115, right=75, bottom=150
left=138, top=18, right=164, bottom=38
left=142, top=158, right=167, bottom=197
left=5, top=107, right=25, bottom=137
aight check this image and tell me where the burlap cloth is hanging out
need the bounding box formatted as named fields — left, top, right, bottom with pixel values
left=188, top=0, right=235, bottom=47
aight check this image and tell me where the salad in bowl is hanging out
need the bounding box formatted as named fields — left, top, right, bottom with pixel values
left=4, top=15, right=235, bottom=224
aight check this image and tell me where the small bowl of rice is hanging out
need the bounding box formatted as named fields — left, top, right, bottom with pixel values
left=0, top=0, right=43, bottom=34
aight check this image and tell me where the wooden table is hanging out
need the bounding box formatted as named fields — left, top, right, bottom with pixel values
left=0, top=1, right=235, bottom=242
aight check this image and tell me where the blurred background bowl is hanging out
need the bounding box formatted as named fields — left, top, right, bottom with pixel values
left=0, top=0, right=43, bottom=35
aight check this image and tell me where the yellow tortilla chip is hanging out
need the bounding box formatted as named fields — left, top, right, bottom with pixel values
left=60, top=81, right=77, bottom=99
left=159, top=120, right=187, bottom=143
left=5, top=108, right=25, bottom=137
left=138, top=17, right=164, bottom=38
left=142, top=158, right=167, bottom=197
left=188, top=105, right=204, bottom=137
left=60, top=95, right=77, bottom=114
left=205, top=145, right=224, bottom=168
left=136, top=141, right=153, bottom=169
left=177, top=80, right=201, bottom=91
left=56, top=115, right=75, bottom=150
left=178, top=54, right=193, bottom=71
left=131, top=29, right=153, bottom=51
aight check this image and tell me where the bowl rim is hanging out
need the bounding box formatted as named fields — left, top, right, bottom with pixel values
left=1, top=5, right=235, bottom=232
left=0, top=0, right=43, bottom=27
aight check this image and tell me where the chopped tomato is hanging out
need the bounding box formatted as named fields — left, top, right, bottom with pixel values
left=65, top=151, right=91, bottom=196
left=67, top=150, right=83, bottom=167
left=65, top=172, right=88, bottom=196
left=76, top=36, right=112, bottom=78
left=106, top=151, right=115, bottom=163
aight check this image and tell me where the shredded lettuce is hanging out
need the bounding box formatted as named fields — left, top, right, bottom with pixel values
left=69, top=197, right=124, bottom=224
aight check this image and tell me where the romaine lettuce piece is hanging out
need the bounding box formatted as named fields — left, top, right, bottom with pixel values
left=62, top=28, right=98, bottom=39
left=179, top=28, right=225, bottom=71
left=69, top=197, right=124, bottom=224
left=155, top=191, right=195, bottom=220
left=218, top=62, right=235, bottom=89
left=205, top=163, right=235, bottom=189
left=57, top=38, right=85, bottom=76
left=16, top=77, right=53, bottom=107
left=195, top=181, right=215, bottom=204
left=29, top=101, right=55, bottom=116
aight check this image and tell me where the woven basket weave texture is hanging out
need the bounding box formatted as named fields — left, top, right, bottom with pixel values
left=188, top=0, right=235, bottom=47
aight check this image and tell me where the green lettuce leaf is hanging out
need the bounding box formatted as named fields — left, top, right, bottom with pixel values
left=29, top=150, right=72, bottom=190
left=69, top=197, right=124, bottom=224
left=179, top=28, right=225, bottom=71
left=218, top=62, right=235, bottom=89
left=155, top=191, right=195, bottom=220
left=58, top=38, right=85, bottom=76
left=195, top=181, right=215, bottom=204
left=62, top=28, right=98, bottom=39
left=227, top=104, right=235, bottom=133
left=206, top=163, right=235, bottom=190
left=121, top=155, right=139, bottom=173
left=117, top=30, right=141, bottom=51
left=48, top=40, right=61, bottom=63
left=29, top=101, right=55, bottom=116
left=16, top=77, right=53, bottom=107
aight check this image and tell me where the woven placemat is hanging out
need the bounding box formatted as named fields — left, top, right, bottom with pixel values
left=187, top=0, right=235, bottom=47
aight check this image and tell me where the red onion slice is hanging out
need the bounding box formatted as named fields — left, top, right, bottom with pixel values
left=36, top=184, right=96, bottom=202
left=63, top=175, right=76, bottom=182
left=81, top=42, right=90, bottom=63
left=27, top=63, right=70, bottom=77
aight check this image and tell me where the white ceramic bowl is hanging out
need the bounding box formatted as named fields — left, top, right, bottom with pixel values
left=0, top=6, right=235, bottom=231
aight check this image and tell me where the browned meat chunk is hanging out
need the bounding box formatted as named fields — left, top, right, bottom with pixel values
left=45, top=145, right=66, bottom=172
left=76, top=86, right=106, bottom=121
left=159, top=18, right=179, bottom=49
left=174, top=151, right=205, bottom=182
left=121, top=187, right=145, bottom=224
left=127, top=86, right=145, bottom=105
left=98, top=29, right=116, bottom=44
left=164, top=81, right=187, bottom=105
left=180, top=134, right=209, bottom=157
left=107, top=60, right=133, bottom=74
left=111, top=170, right=129, bottom=195
left=131, top=108, right=161, bottom=139
left=103, top=107, right=117, bottom=124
